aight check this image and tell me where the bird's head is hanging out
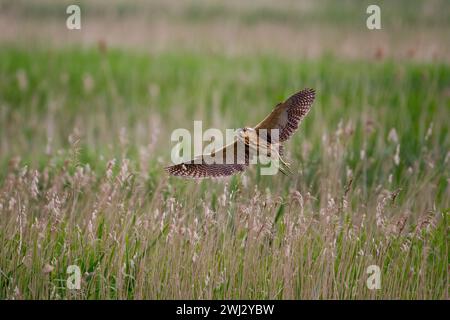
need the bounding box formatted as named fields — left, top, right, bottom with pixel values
left=237, top=127, right=256, bottom=136
left=237, top=127, right=258, bottom=145
left=237, top=127, right=255, bottom=139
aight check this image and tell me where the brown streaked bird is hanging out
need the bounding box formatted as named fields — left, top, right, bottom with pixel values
left=165, top=88, right=316, bottom=178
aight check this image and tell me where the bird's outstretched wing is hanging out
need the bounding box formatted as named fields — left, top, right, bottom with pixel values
left=165, top=141, right=250, bottom=178
left=254, top=88, right=315, bottom=142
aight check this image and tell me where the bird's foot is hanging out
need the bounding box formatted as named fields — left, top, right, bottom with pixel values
left=278, top=157, right=293, bottom=175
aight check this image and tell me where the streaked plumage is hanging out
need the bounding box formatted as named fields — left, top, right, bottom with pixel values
left=165, top=88, right=315, bottom=178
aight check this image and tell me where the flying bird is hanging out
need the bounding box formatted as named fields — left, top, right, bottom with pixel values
left=165, top=88, right=316, bottom=178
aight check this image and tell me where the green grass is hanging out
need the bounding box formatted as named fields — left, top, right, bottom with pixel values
left=0, top=47, right=448, bottom=299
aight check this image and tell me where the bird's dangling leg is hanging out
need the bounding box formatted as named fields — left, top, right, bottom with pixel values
left=278, top=163, right=292, bottom=176
left=278, top=156, right=293, bottom=175
left=268, top=143, right=292, bottom=176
